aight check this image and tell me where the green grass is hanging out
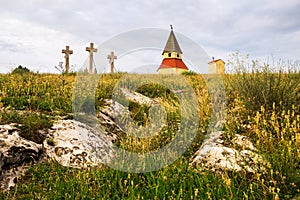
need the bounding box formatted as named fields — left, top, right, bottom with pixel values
left=0, top=158, right=278, bottom=200
left=0, top=70, right=300, bottom=199
left=0, top=111, right=53, bottom=144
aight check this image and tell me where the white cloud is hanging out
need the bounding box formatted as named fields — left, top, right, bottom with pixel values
left=0, top=0, right=299, bottom=73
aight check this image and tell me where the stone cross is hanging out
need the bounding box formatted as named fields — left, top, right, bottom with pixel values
left=62, top=46, right=73, bottom=73
left=86, top=43, right=98, bottom=73
left=107, top=51, right=117, bottom=73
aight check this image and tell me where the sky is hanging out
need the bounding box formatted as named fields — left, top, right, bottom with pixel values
left=0, top=0, right=300, bottom=73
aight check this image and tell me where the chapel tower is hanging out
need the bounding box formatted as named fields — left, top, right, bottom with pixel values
left=157, top=25, right=188, bottom=74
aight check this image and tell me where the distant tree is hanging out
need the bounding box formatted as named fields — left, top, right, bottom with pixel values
left=12, top=65, right=31, bottom=74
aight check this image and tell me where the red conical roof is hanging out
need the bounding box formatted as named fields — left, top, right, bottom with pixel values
left=158, top=58, right=188, bottom=70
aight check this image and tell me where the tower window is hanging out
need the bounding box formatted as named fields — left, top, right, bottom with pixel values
left=177, top=54, right=179, bottom=58
left=168, top=53, right=171, bottom=57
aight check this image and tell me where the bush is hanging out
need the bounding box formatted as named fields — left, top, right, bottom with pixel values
left=11, top=65, right=31, bottom=74
left=182, top=70, right=197, bottom=75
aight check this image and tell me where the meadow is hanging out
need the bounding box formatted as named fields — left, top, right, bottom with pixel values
left=0, top=65, right=300, bottom=199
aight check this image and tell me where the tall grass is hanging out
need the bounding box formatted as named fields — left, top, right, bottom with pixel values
left=224, top=54, right=300, bottom=199
left=0, top=159, right=281, bottom=200
left=226, top=52, right=300, bottom=115
left=0, top=68, right=299, bottom=199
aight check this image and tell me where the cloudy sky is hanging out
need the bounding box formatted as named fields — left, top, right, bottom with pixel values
left=0, top=0, right=299, bottom=73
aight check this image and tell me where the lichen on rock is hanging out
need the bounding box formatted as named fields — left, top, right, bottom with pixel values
left=0, top=124, right=43, bottom=191
left=191, top=131, right=267, bottom=174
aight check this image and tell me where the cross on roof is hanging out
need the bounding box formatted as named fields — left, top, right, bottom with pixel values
left=107, top=51, right=117, bottom=73
left=86, top=43, right=98, bottom=73
left=61, top=45, right=73, bottom=73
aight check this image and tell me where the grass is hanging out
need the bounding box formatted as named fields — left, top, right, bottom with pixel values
left=0, top=110, right=53, bottom=144
left=0, top=66, right=300, bottom=199
left=0, top=159, right=278, bottom=200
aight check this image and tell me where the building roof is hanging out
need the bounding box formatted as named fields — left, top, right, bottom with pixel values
left=208, top=59, right=225, bottom=64
left=162, top=30, right=183, bottom=55
left=158, top=58, right=188, bottom=70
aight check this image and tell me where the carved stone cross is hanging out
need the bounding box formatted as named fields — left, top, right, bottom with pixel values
left=107, top=51, right=117, bottom=73
left=62, top=45, right=73, bottom=73
left=86, top=43, right=98, bottom=73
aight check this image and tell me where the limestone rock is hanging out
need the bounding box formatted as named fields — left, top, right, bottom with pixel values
left=120, top=88, right=157, bottom=106
left=44, top=120, right=114, bottom=168
left=0, top=119, right=116, bottom=191
left=97, top=99, right=127, bottom=140
left=0, top=124, right=43, bottom=191
left=191, top=131, right=265, bottom=173
left=98, top=92, right=165, bottom=139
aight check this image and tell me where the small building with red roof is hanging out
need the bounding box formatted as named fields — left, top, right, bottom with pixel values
left=157, top=26, right=189, bottom=74
left=208, top=58, right=225, bottom=74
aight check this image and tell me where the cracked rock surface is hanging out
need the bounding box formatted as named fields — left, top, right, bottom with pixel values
left=44, top=120, right=114, bottom=168
left=191, top=131, right=266, bottom=173
left=0, top=120, right=115, bottom=191
left=0, top=124, right=43, bottom=191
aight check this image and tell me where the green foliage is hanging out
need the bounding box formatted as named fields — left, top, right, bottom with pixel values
left=227, top=70, right=300, bottom=115
left=135, top=83, right=175, bottom=99
left=182, top=70, right=197, bottom=75
left=0, top=70, right=300, bottom=199
left=0, top=74, right=74, bottom=113
left=248, top=105, right=300, bottom=197
left=0, top=111, right=53, bottom=144
left=47, top=137, right=55, bottom=146
left=226, top=52, right=300, bottom=115
left=11, top=65, right=31, bottom=74
left=1, top=159, right=279, bottom=200
left=79, top=96, right=96, bottom=114
left=128, top=101, right=150, bottom=126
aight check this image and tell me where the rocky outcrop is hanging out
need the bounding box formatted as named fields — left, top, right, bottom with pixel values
left=96, top=87, right=158, bottom=140
left=191, top=131, right=266, bottom=173
left=0, top=124, right=43, bottom=191
left=120, top=88, right=157, bottom=106
left=0, top=90, right=157, bottom=191
left=0, top=89, right=160, bottom=191
left=1, top=87, right=267, bottom=191
left=97, top=99, right=127, bottom=140
left=0, top=119, right=115, bottom=191
left=44, top=120, right=114, bottom=168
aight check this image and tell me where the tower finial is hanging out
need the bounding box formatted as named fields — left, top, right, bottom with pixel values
left=170, top=24, right=173, bottom=31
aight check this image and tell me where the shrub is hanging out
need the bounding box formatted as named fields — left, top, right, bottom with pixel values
left=182, top=70, right=197, bottom=75
left=11, top=65, right=31, bottom=74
